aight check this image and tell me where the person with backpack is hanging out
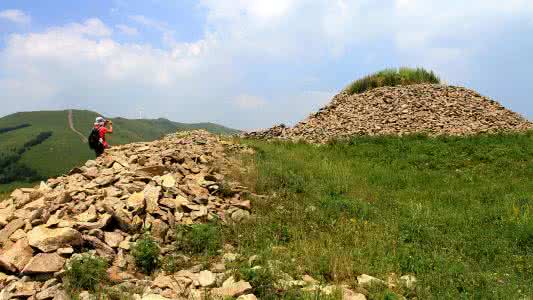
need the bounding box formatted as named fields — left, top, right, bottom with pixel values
left=88, top=117, right=113, bottom=157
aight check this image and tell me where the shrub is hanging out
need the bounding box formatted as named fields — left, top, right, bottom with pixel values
left=281, top=287, right=343, bottom=300
left=161, top=254, right=191, bottom=273
left=239, top=265, right=277, bottom=299
left=0, top=123, right=31, bottom=135
left=271, top=223, right=291, bottom=244
left=345, top=67, right=440, bottom=95
left=64, top=254, right=108, bottom=293
left=175, top=222, right=222, bottom=255
left=102, top=286, right=137, bottom=300
left=131, top=233, right=160, bottom=274
left=22, top=131, right=53, bottom=148
left=218, top=181, right=237, bottom=198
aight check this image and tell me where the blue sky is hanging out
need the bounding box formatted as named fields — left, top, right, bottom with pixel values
left=1, top=0, right=532, bottom=130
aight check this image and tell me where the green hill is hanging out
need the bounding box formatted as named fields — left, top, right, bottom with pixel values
left=0, top=109, right=239, bottom=194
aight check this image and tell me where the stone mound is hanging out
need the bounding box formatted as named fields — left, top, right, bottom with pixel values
left=246, top=84, right=532, bottom=143
left=0, top=130, right=375, bottom=299
left=0, top=131, right=259, bottom=299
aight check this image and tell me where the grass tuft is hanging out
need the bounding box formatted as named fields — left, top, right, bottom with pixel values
left=64, top=254, right=108, bottom=293
left=131, top=233, right=160, bottom=274
left=345, top=67, right=440, bottom=95
left=239, top=265, right=278, bottom=299
left=175, top=222, right=223, bottom=255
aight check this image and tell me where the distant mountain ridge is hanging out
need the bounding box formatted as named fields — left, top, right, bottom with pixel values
left=0, top=109, right=239, bottom=192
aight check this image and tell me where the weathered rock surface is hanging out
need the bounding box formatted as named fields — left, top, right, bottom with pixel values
left=0, top=238, right=33, bottom=272
left=0, top=131, right=260, bottom=299
left=357, top=274, right=386, bottom=288
left=211, top=276, right=253, bottom=298
left=27, top=226, right=83, bottom=252
left=198, top=270, right=216, bottom=287
left=104, top=231, right=124, bottom=248
left=21, top=253, right=65, bottom=274
left=246, top=84, right=533, bottom=142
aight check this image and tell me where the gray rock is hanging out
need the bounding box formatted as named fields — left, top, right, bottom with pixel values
left=198, top=270, right=216, bottom=287
left=144, top=185, right=161, bottom=214
left=231, top=209, right=250, bottom=223
left=400, top=275, right=417, bottom=290
left=357, top=274, right=385, bottom=288
left=160, top=174, right=176, bottom=188
left=0, top=238, right=33, bottom=272
left=22, top=253, right=66, bottom=275
left=0, top=218, right=25, bottom=244
left=141, top=294, right=171, bottom=300
left=82, top=235, right=115, bottom=261
left=0, top=205, right=15, bottom=226
left=237, top=295, right=258, bottom=300
left=211, top=276, right=252, bottom=298
left=36, top=283, right=61, bottom=300
left=27, top=226, right=83, bottom=252
left=127, top=192, right=145, bottom=214
left=75, top=205, right=97, bottom=222
left=104, top=231, right=124, bottom=248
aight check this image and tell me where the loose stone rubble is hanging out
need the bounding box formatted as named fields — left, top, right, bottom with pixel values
left=0, top=130, right=412, bottom=299
left=246, top=84, right=533, bottom=143
left=0, top=131, right=259, bottom=299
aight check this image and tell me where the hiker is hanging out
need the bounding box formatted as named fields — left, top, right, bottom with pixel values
left=88, top=117, right=113, bottom=157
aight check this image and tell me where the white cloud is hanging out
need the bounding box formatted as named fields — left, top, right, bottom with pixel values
left=129, top=15, right=177, bottom=46
left=129, top=15, right=167, bottom=32
left=1, top=1, right=533, bottom=128
left=0, top=9, right=31, bottom=24
left=51, top=18, right=112, bottom=37
left=234, top=94, right=267, bottom=110
left=116, top=24, right=138, bottom=36
left=0, top=17, right=238, bottom=124
left=202, top=0, right=294, bottom=21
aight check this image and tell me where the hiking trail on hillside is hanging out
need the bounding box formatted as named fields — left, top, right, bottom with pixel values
left=68, top=110, right=87, bottom=143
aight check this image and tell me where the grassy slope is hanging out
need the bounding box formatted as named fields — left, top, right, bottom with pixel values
left=0, top=110, right=239, bottom=194
left=0, top=110, right=90, bottom=177
left=345, top=67, right=440, bottom=95
left=231, top=133, right=533, bottom=299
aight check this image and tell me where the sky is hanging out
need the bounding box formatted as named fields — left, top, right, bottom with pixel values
left=0, top=0, right=532, bottom=130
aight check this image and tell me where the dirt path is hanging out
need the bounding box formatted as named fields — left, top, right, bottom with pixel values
left=68, top=110, right=87, bottom=143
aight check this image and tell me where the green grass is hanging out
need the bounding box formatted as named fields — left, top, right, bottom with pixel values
left=228, top=132, right=533, bottom=299
left=345, top=67, right=440, bottom=95
left=176, top=222, right=223, bottom=256
left=131, top=233, right=160, bottom=274
left=0, top=182, right=37, bottom=198
left=64, top=254, right=108, bottom=293
left=0, top=109, right=239, bottom=195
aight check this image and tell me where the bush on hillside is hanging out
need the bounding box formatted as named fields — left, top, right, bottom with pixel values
left=22, top=131, right=53, bottom=149
left=0, top=131, right=52, bottom=184
left=131, top=233, right=160, bottom=274
left=346, top=67, right=440, bottom=95
left=64, top=254, right=108, bottom=293
left=175, top=222, right=223, bottom=255
left=0, top=123, right=31, bottom=135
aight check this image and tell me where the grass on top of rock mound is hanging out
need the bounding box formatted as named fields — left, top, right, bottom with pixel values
left=229, top=132, right=533, bottom=299
left=346, top=67, right=441, bottom=95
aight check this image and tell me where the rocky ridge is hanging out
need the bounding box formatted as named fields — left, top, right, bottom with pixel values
left=0, top=130, right=376, bottom=299
left=0, top=131, right=259, bottom=299
left=246, top=84, right=533, bottom=143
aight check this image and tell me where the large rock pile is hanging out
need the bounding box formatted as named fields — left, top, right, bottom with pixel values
left=246, top=84, right=532, bottom=143
left=0, top=131, right=262, bottom=299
